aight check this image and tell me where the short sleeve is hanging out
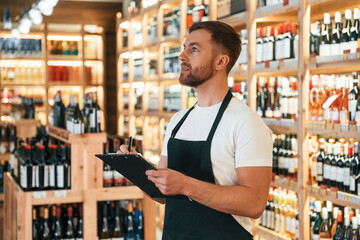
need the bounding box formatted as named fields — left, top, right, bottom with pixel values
left=234, top=116, right=273, bottom=168
left=160, top=111, right=181, bottom=157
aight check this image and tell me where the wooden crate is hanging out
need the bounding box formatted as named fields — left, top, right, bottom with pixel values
left=47, top=126, right=107, bottom=190
left=4, top=173, right=157, bottom=239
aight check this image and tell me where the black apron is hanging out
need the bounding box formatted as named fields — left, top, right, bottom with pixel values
left=162, top=90, right=253, bottom=240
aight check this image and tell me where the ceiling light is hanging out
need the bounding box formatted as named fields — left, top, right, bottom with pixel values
left=29, top=8, right=43, bottom=25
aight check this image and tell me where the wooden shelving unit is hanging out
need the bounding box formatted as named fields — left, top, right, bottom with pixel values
left=254, top=225, right=291, bottom=240
left=117, top=0, right=360, bottom=239
left=0, top=23, right=105, bottom=130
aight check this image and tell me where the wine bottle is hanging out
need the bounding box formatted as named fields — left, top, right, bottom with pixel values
left=317, top=139, right=326, bottom=186
left=330, top=207, right=339, bottom=237
left=99, top=203, right=111, bottom=240
left=56, top=146, right=65, bottom=190
left=333, top=210, right=343, bottom=240
left=319, top=13, right=332, bottom=57
left=312, top=201, right=322, bottom=240
left=336, top=143, right=345, bottom=191
left=343, top=143, right=350, bottom=193
left=60, top=145, right=70, bottom=189
left=349, top=144, right=357, bottom=194
left=53, top=206, right=63, bottom=239
left=134, top=200, right=144, bottom=240
left=351, top=217, right=360, bottom=240
left=340, top=10, right=352, bottom=55
left=52, top=91, right=66, bottom=129
left=48, top=145, right=57, bottom=190
left=319, top=207, right=331, bottom=239
left=33, top=208, right=40, bottom=240
left=256, top=28, right=263, bottom=63
left=50, top=205, right=57, bottom=237
left=42, top=207, right=51, bottom=240
left=113, top=201, right=125, bottom=240
left=349, top=73, right=359, bottom=123
left=282, top=22, right=293, bottom=59
left=37, top=145, right=48, bottom=190
left=275, top=24, right=284, bottom=60
left=350, top=8, right=360, bottom=53
left=65, top=206, right=75, bottom=240
left=326, top=201, right=333, bottom=228
left=20, top=145, right=32, bottom=191
left=331, top=12, right=342, bottom=56
left=76, top=205, right=83, bottom=240
left=125, top=201, right=135, bottom=240
left=343, top=214, right=352, bottom=240
left=90, top=94, right=101, bottom=133
left=330, top=142, right=339, bottom=188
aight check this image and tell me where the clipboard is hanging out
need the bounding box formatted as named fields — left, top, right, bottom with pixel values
left=95, top=153, right=166, bottom=198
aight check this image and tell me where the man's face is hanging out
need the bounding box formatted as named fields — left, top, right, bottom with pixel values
left=178, top=29, right=216, bottom=88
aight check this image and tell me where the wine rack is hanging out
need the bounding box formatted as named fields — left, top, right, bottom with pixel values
left=117, top=0, right=360, bottom=240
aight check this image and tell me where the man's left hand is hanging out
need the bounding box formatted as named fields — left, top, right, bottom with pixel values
left=146, top=168, right=188, bottom=196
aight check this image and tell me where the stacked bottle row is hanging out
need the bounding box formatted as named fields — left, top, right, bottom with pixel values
left=186, top=2, right=209, bottom=29
left=48, top=65, right=81, bottom=83
left=0, top=37, right=42, bottom=58
left=309, top=73, right=360, bottom=124
left=103, top=136, right=143, bottom=188
left=162, top=8, right=180, bottom=40
left=272, top=134, right=298, bottom=181
left=50, top=91, right=102, bottom=134
left=257, top=0, right=287, bottom=8
left=259, top=187, right=299, bottom=240
left=163, top=46, right=181, bottom=74
left=14, top=126, right=71, bottom=191
left=309, top=136, right=360, bottom=195
left=314, top=9, right=360, bottom=57
left=256, top=22, right=298, bottom=63
left=163, top=85, right=182, bottom=112
left=32, top=204, right=83, bottom=240
left=49, top=40, right=79, bottom=57
left=256, top=76, right=298, bottom=120
left=310, top=199, right=360, bottom=240
left=0, top=122, right=16, bottom=154
left=0, top=62, right=44, bottom=84
left=229, top=81, right=247, bottom=105
left=98, top=200, right=144, bottom=240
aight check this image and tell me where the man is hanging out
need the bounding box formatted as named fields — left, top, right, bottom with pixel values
left=119, top=21, right=273, bottom=239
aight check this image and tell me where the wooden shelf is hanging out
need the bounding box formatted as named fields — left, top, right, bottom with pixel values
left=1, top=83, right=46, bottom=88
left=87, top=186, right=143, bottom=201
left=307, top=186, right=360, bottom=209
left=254, top=1, right=299, bottom=22
left=47, top=125, right=107, bottom=144
left=271, top=179, right=298, bottom=192
left=48, top=57, right=83, bottom=61
left=0, top=58, right=44, bottom=61
left=0, top=193, right=3, bottom=201
left=306, top=123, right=360, bottom=139
left=49, top=82, right=82, bottom=87
left=308, top=57, right=360, bottom=74
left=218, top=12, right=247, bottom=27
left=310, top=0, right=360, bottom=21
left=229, top=68, right=247, bottom=79
left=254, top=59, right=298, bottom=75
left=263, top=118, right=298, bottom=134
left=254, top=225, right=291, bottom=240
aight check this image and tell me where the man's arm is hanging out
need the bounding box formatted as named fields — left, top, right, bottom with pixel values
left=146, top=166, right=271, bottom=219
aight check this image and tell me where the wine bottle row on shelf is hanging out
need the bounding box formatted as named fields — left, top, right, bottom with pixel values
left=163, top=85, right=182, bottom=112
left=98, top=200, right=144, bottom=240
left=13, top=126, right=71, bottom=191
left=49, top=40, right=79, bottom=57
left=272, top=134, right=298, bottom=181
left=50, top=91, right=102, bottom=134
left=48, top=65, right=81, bottom=83
left=256, top=22, right=298, bottom=63
left=229, top=81, right=247, bottom=105
left=309, top=136, right=360, bottom=195
left=310, top=199, right=360, bottom=240
left=257, top=76, right=298, bottom=120
left=186, top=3, right=209, bottom=29
left=0, top=122, right=16, bottom=154
left=162, top=8, right=180, bottom=40
left=103, top=136, right=143, bottom=188
left=309, top=73, right=360, bottom=125
left=164, top=46, right=181, bottom=74
left=314, top=9, right=360, bottom=58
left=257, top=0, right=287, bottom=7
left=32, top=204, right=83, bottom=240
left=0, top=63, right=44, bottom=84
left=217, top=0, right=246, bottom=19
left=0, top=37, right=42, bottom=58
left=259, top=187, right=299, bottom=240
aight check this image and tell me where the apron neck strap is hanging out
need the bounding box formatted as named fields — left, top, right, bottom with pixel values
left=206, top=90, right=233, bottom=143
left=171, top=90, right=233, bottom=141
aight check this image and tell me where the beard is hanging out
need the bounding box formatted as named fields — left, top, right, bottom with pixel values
left=179, top=61, right=214, bottom=88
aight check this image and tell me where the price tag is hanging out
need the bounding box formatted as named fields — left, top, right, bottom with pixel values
left=313, top=122, right=325, bottom=129
left=312, top=185, right=320, bottom=194
left=33, top=191, right=47, bottom=199
left=352, top=196, right=360, bottom=205
left=333, top=123, right=341, bottom=131
left=337, top=192, right=345, bottom=201
left=319, top=187, right=327, bottom=196
left=343, top=49, right=350, bottom=60
left=54, top=190, right=67, bottom=198
left=328, top=188, right=337, bottom=198
left=358, top=125, right=360, bottom=132
left=349, top=53, right=356, bottom=60
left=349, top=124, right=357, bottom=132
left=356, top=48, right=360, bottom=59
left=341, top=124, right=349, bottom=132
left=325, top=121, right=333, bottom=130
left=265, top=60, right=270, bottom=68
left=345, top=195, right=352, bottom=202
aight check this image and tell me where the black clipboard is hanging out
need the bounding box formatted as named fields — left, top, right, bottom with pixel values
left=95, top=153, right=166, bottom=198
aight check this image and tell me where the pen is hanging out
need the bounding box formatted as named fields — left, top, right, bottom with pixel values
left=128, top=136, right=133, bottom=153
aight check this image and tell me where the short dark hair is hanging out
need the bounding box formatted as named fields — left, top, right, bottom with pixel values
left=189, top=21, right=241, bottom=74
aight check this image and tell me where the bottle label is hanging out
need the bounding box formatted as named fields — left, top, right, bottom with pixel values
left=280, top=97, right=288, bottom=115
left=330, top=43, right=340, bottom=56
left=280, top=215, right=285, bottom=233
left=350, top=176, right=356, bottom=191
left=90, top=112, right=96, bottom=128
left=317, top=162, right=324, bottom=181
left=97, top=110, right=101, bottom=126
left=44, top=165, right=49, bottom=188
left=349, top=40, right=358, bottom=53
left=288, top=97, right=298, bottom=115
left=257, top=108, right=263, bottom=117
left=282, top=38, right=291, bottom=59
left=356, top=111, right=360, bottom=123
left=266, top=209, right=272, bottom=228
left=340, top=110, right=348, bottom=124
left=20, top=165, right=27, bottom=188
left=313, top=234, right=320, bottom=240
left=331, top=109, right=340, bottom=122
left=270, top=211, right=275, bottom=230
left=33, top=165, right=39, bottom=188
left=74, top=122, right=82, bottom=134
left=256, top=43, right=263, bottom=63
left=273, top=109, right=281, bottom=118
left=288, top=158, right=295, bottom=174
left=261, top=210, right=267, bottom=226
left=238, top=44, right=247, bottom=64
left=66, top=120, right=73, bottom=133
left=323, top=108, right=331, bottom=121
left=336, top=167, right=345, bottom=183
left=344, top=167, right=350, bottom=186
left=330, top=166, right=337, bottom=181
left=103, top=170, right=113, bottom=185
left=275, top=213, right=280, bottom=232
left=323, top=164, right=331, bottom=180
left=275, top=39, right=283, bottom=60
left=49, top=164, right=56, bottom=187
left=286, top=216, right=291, bottom=232
left=11, top=154, right=18, bottom=178
left=56, top=165, right=64, bottom=188
left=311, top=161, right=318, bottom=178
left=291, top=217, right=296, bottom=235
left=284, top=157, right=289, bottom=171
left=267, top=42, right=274, bottom=61
left=319, top=44, right=330, bottom=57
left=349, top=99, right=357, bottom=121
left=295, top=219, right=299, bottom=239
left=278, top=157, right=284, bottom=169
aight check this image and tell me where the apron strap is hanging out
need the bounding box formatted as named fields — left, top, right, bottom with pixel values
left=171, top=105, right=196, bottom=138
left=206, top=90, right=233, bottom=143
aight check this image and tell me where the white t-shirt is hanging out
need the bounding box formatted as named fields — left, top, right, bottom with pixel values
left=161, top=97, right=273, bottom=233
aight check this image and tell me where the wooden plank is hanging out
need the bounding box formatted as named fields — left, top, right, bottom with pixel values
left=30, top=189, right=84, bottom=206
left=88, top=186, right=144, bottom=202
left=254, top=1, right=299, bottom=21
left=308, top=189, right=360, bottom=210
left=17, top=192, right=32, bottom=240
left=83, top=142, right=104, bottom=189
left=254, top=62, right=298, bottom=76
left=254, top=225, right=291, bottom=240
left=308, top=58, right=360, bottom=74
left=84, top=188, right=98, bottom=239
left=144, top=195, right=157, bottom=240
left=306, top=127, right=360, bottom=139
left=298, top=0, right=311, bottom=239
left=218, top=12, right=247, bottom=27
left=271, top=180, right=298, bottom=192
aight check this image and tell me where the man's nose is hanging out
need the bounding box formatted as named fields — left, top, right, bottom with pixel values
left=179, top=50, right=187, bottom=62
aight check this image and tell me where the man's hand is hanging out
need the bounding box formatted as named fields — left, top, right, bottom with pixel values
left=146, top=168, right=187, bottom=196
left=117, top=144, right=138, bottom=154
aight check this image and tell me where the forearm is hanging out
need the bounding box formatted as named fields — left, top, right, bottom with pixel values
left=183, top=177, right=268, bottom=219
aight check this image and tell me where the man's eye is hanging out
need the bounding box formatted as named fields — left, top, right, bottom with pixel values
left=192, top=47, right=198, bottom=52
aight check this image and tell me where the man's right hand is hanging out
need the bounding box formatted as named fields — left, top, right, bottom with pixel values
left=117, top=144, right=138, bottom=154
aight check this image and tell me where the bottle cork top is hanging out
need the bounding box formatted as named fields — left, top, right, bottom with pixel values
left=335, top=12, right=341, bottom=23
left=345, top=9, right=352, bottom=20
left=354, top=8, right=359, bottom=19
left=324, top=13, right=330, bottom=24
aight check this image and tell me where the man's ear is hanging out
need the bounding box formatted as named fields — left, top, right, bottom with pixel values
left=214, top=54, right=230, bottom=71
